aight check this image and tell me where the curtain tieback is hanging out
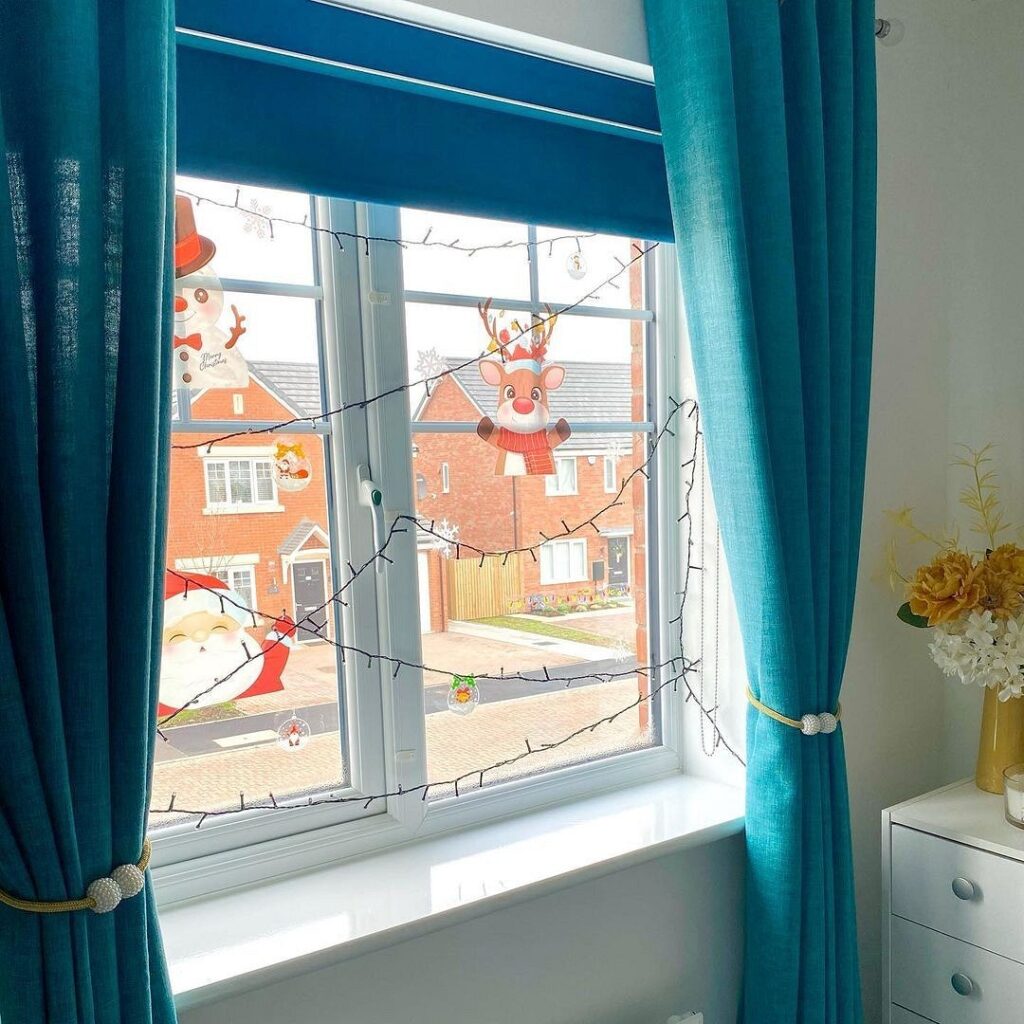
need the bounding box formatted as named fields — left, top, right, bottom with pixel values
left=745, top=687, right=841, bottom=736
left=0, top=839, right=152, bottom=915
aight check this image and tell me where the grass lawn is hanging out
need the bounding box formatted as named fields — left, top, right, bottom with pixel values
left=161, top=701, right=242, bottom=728
left=477, top=615, right=622, bottom=649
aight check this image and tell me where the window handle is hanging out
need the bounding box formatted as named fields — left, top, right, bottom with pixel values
left=357, top=466, right=386, bottom=575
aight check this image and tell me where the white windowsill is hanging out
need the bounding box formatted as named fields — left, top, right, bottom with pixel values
left=163, top=774, right=744, bottom=1011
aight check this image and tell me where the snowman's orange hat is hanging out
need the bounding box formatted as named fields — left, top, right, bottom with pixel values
left=174, top=195, right=216, bottom=279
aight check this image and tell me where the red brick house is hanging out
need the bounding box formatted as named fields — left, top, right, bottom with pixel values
left=167, top=363, right=334, bottom=643
left=413, top=337, right=648, bottom=651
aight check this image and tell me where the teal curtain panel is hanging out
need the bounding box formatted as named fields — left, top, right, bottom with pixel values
left=0, top=1, right=177, bottom=1021
left=644, top=2, right=876, bottom=1021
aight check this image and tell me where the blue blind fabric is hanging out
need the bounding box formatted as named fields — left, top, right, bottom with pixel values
left=0, top=2, right=177, bottom=1022
left=645, top=1, right=876, bottom=1021
left=175, top=0, right=674, bottom=239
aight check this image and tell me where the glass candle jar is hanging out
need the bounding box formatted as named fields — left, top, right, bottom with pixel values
left=1003, top=763, right=1024, bottom=830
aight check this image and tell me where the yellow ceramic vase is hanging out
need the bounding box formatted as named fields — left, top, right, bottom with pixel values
left=976, top=687, right=1024, bottom=793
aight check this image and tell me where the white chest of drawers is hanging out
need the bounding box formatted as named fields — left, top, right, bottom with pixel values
left=883, top=780, right=1024, bottom=1023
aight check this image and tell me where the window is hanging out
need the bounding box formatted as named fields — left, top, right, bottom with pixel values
left=153, top=176, right=694, bottom=899
left=544, top=456, right=578, bottom=496
left=203, top=455, right=278, bottom=510
left=604, top=454, right=618, bottom=493
left=540, top=538, right=588, bottom=585
left=213, top=565, right=256, bottom=611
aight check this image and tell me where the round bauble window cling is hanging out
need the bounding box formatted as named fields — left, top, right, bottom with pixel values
left=277, top=713, right=311, bottom=751
left=448, top=674, right=480, bottom=715
left=273, top=441, right=312, bottom=492
left=565, top=248, right=587, bottom=281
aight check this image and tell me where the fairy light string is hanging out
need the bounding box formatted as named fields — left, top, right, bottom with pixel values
left=153, top=401, right=741, bottom=827
left=153, top=202, right=741, bottom=827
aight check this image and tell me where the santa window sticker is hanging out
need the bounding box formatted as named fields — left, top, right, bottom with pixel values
left=159, top=571, right=296, bottom=716
left=173, top=195, right=249, bottom=390
left=474, top=300, right=571, bottom=476
left=274, top=440, right=312, bottom=492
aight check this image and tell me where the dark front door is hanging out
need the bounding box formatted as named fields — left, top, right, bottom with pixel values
left=293, top=560, right=328, bottom=642
left=607, top=537, right=629, bottom=587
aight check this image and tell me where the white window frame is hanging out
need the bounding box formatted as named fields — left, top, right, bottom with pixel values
left=540, top=538, right=589, bottom=585
left=151, top=196, right=696, bottom=906
left=201, top=450, right=283, bottom=514
left=544, top=455, right=578, bottom=496
left=603, top=453, right=618, bottom=493
left=440, top=461, right=450, bottom=493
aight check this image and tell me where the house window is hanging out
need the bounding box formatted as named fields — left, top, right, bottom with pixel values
left=540, top=538, right=588, bottom=585
left=603, top=454, right=618, bottom=493
left=212, top=565, right=256, bottom=611
left=203, top=456, right=277, bottom=510
left=544, top=456, right=577, bottom=496
left=155, top=175, right=707, bottom=901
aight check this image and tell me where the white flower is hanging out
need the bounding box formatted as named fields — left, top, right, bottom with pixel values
left=930, top=611, right=1024, bottom=701
left=964, top=610, right=998, bottom=648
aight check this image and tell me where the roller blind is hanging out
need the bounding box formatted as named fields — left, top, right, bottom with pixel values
left=175, top=0, right=673, bottom=239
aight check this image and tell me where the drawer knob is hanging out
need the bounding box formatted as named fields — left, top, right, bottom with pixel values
left=951, top=972, right=974, bottom=996
left=951, top=876, right=976, bottom=901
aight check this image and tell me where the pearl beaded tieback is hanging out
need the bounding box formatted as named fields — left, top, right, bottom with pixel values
left=0, top=839, right=151, bottom=915
left=745, top=687, right=841, bottom=735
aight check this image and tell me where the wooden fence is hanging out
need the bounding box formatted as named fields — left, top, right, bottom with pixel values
left=446, top=553, right=523, bottom=620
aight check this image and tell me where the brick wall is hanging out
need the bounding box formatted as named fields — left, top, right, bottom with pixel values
left=167, top=380, right=333, bottom=636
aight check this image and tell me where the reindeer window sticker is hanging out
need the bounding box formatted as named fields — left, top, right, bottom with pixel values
left=475, top=300, right=572, bottom=476
left=173, top=195, right=249, bottom=390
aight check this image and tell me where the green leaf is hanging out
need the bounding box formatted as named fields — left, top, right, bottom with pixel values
left=897, top=602, right=931, bottom=628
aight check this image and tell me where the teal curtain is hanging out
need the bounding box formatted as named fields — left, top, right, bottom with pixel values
left=644, top=2, right=876, bottom=1022
left=0, top=2, right=176, bottom=1022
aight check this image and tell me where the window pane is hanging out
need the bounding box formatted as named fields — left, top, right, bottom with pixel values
left=175, top=175, right=315, bottom=286
left=412, top=428, right=654, bottom=798
left=535, top=228, right=642, bottom=311
left=228, top=460, right=254, bottom=504
left=255, top=461, right=275, bottom=502
left=155, top=433, right=348, bottom=826
left=401, top=208, right=530, bottom=299
left=206, top=462, right=227, bottom=504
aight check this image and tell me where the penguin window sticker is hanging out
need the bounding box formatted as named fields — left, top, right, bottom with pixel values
left=173, top=195, right=250, bottom=389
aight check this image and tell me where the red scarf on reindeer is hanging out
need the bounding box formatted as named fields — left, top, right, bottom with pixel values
left=495, top=427, right=555, bottom=475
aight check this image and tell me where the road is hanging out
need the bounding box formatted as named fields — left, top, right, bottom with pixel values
left=161, top=655, right=637, bottom=756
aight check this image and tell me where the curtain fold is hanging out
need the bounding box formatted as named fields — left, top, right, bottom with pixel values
left=0, top=2, right=176, bottom=1022
left=644, top=2, right=876, bottom=1021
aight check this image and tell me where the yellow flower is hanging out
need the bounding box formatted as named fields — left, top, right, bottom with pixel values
left=907, top=550, right=982, bottom=625
left=986, top=543, right=1024, bottom=588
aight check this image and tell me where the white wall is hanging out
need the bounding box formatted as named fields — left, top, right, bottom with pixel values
left=179, top=837, right=745, bottom=1024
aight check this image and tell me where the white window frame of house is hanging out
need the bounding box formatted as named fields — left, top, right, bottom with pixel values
left=543, top=455, right=578, bottom=496
left=539, top=538, right=589, bottom=586
left=200, top=448, right=283, bottom=514
left=603, top=453, right=618, bottom=493
left=151, top=192, right=698, bottom=906
left=440, top=461, right=450, bottom=493
left=173, top=555, right=260, bottom=610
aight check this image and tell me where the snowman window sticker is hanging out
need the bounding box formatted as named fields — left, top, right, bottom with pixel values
left=173, top=195, right=250, bottom=390
left=474, top=299, right=571, bottom=476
